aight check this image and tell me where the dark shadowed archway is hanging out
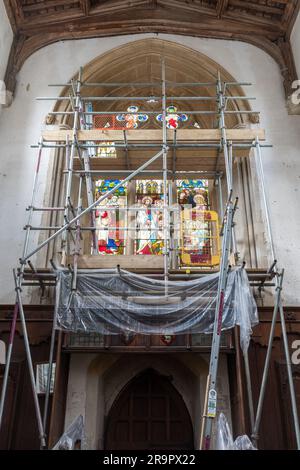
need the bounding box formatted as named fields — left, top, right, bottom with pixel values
left=105, top=368, right=194, bottom=450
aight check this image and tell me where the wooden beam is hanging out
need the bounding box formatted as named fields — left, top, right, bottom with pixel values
left=229, top=0, right=284, bottom=17
left=41, top=128, right=266, bottom=142
left=216, top=0, right=229, bottom=18
left=21, top=0, right=80, bottom=14
left=3, top=1, right=298, bottom=101
left=71, top=255, right=164, bottom=269
left=281, top=0, right=298, bottom=30
left=3, top=0, right=18, bottom=33
left=286, top=0, right=300, bottom=37
left=80, top=0, right=90, bottom=16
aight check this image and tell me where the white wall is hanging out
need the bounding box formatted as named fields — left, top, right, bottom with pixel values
left=291, top=11, right=300, bottom=79
left=0, top=1, right=13, bottom=80
left=0, top=33, right=300, bottom=304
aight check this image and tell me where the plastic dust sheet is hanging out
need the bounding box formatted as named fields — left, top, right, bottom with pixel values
left=216, top=413, right=256, bottom=450
left=52, top=415, right=85, bottom=450
left=55, top=266, right=258, bottom=350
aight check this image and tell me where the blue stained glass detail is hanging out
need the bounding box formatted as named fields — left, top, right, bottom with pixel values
left=96, top=179, right=126, bottom=197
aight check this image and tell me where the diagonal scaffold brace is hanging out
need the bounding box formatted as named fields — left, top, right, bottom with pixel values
left=251, top=137, right=300, bottom=449
left=0, top=143, right=166, bottom=448
left=200, top=193, right=238, bottom=449
left=0, top=138, right=47, bottom=448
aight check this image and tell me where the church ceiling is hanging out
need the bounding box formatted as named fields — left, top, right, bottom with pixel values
left=3, top=0, right=300, bottom=96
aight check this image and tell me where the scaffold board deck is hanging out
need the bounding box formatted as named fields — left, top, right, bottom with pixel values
left=42, top=128, right=266, bottom=142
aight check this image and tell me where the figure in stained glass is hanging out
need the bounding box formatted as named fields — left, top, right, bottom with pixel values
left=116, top=105, right=149, bottom=129
left=156, top=105, right=188, bottom=129
left=177, top=179, right=214, bottom=265
left=94, top=180, right=127, bottom=255
left=135, top=181, right=165, bottom=255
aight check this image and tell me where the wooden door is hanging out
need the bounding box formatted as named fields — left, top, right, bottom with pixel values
left=105, top=369, right=194, bottom=450
left=276, top=362, right=300, bottom=450
left=0, top=362, right=23, bottom=449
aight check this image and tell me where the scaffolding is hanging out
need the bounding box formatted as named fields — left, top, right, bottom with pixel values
left=0, top=61, right=299, bottom=450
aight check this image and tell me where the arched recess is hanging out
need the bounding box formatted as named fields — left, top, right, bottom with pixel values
left=104, top=368, right=194, bottom=450
left=40, top=38, right=255, bottom=268
left=81, top=353, right=209, bottom=450
left=53, top=38, right=255, bottom=129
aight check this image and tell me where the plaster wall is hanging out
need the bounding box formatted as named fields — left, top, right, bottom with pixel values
left=0, top=34, right=299, bottom=304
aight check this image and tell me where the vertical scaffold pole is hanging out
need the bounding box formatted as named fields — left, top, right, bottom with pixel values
left=200, top=73, right=235, bottom=449
left=243, top=341, right=255, bottom=430
left=162, top=59, right=169, bottom=295
left=217, top=174, right=224, bottom=220
left=61, top=74, right=81, bottom=263
left=227, top=140, right=238, bottom=262
left=13, top=270, right=46, bottom=448
left=0, top=302, right=18, bottom=427
left=221, top=79, right=253, bottom=427
left=0, top=138, right=46, bottom=449
left=253, top=138, right=300, bottom=449
left=76, top=67, right=97, bottom=254
left=61, top=135, right=70, bottom=264
left=278, top=291, right=300, bottom=449
left=251, top=271, right=283, bottom=446
left=73, top=175, right=83, bottom=290
left=201, top=196, right=235, bottom=449
left=254, top=138, right=275, bottom=262
left=82, top=101, right=97, bottom=254
left=42, top=299, right=58, bottom=439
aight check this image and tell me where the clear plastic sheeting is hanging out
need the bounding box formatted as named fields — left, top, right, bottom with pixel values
left=55, top=267, right=258, bottom=344
left=216, top=413, right=256, bottom=450
left=52, top=415, right=85, bottom=450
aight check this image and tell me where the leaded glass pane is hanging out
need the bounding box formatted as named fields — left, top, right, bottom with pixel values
left=94, top=179, right=127, bottom=255
left=134, top=180, right=165, bottom=255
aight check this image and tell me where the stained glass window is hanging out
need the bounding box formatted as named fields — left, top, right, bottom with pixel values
left=92, top=178, right=218, bottom=264
left=177, top=180, right=218, bottom=266
left=36, top=363, right=56, bottom=394
left=116, top=106, right=149, bottom=129
left=95, top=141, right=117, bottom=158
left=94, top=179, right=127, bottom=255
left=93, top=106, right=148, bottom=130
left=177, top=179, right=209, bottom=209
left=134, top=180, right=165, bottom=255
left=156, top=105, right=188, bottom=129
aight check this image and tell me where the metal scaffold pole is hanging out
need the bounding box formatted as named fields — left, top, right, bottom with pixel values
left=2, top=60, right=298, bottom=451
left=13, top=269, right=46, bottom=449
left=0, top=138, right=47, bottom=448
left=20, top=148, right=165, bottom=264
left=200, top=194, right=236, bottom=449
left=219, top=73, right=255, bottom=437
left=76, top=67, right=98, bottom=255
left=42, top=294, right=58, bottom=436
left=162, top=59, right=169, bottom=296
left=252, top=138, right=300, bottom=449
left=200, top=73, right=238, bottom=450
left=61, top=71, right=81, bottom=264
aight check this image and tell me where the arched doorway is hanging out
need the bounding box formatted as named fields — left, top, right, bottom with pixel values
left=105, top=369, right=194, bottom=450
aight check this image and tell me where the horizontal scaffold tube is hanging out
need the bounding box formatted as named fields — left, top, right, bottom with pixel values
left=20, top=149, right=165, bottom=264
